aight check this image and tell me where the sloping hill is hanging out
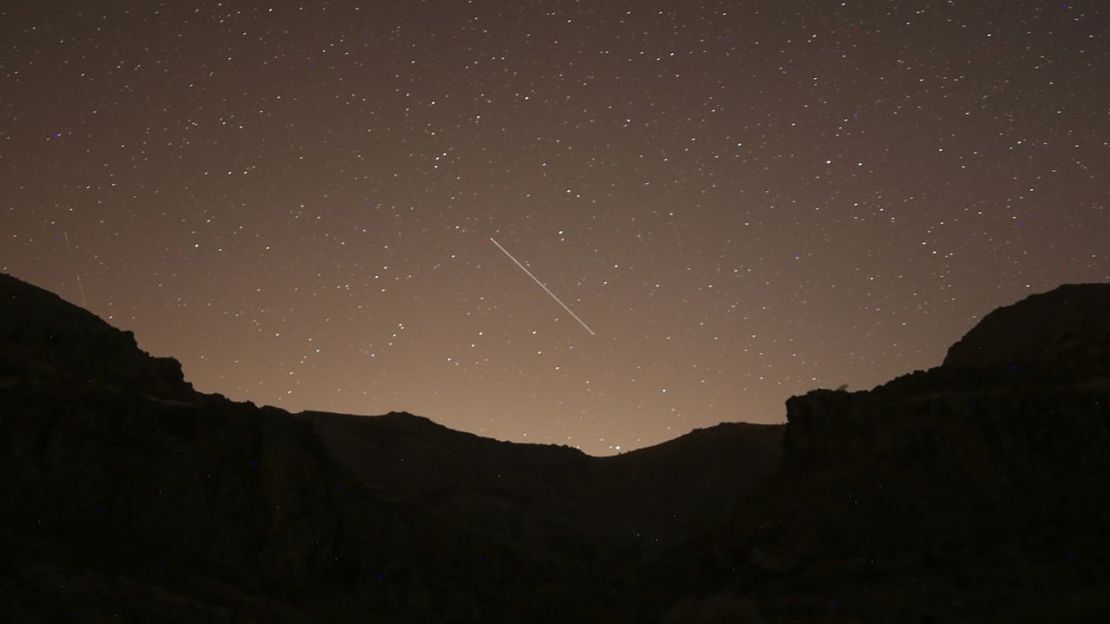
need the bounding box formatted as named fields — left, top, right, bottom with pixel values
left=725, top=284, right=1110, bottom=623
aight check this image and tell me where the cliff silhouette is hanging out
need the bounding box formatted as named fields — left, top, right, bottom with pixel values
left=2, top=273, right=1108, bottom=622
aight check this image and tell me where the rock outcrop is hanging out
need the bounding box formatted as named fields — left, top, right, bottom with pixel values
left=943, top=283, right=1110, bottom=374
left=0, top=274, right=192, bottom=399
left=761, top=284, right=1110, bottom=622
left=784, top=284, right=1110, bottom=472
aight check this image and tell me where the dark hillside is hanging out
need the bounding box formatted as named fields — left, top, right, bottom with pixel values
left=2, top=274, right=1108, bottom=623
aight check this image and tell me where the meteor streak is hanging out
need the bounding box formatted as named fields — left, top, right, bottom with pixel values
left=489, top=237, right=595, bottom=336
left=63, top=231, right=88, bottom=307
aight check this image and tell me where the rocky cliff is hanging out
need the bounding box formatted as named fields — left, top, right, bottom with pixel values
left=943, top=283, right=1110, bottom=373
left=0, top=274, right=192, bottom=399
left=757, top=284, right=1110, bottom=622
left=784, top=284, right=1110, bottom=473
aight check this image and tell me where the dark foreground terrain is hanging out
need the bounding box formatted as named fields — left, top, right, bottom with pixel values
left=1, top=273, right=1108, bottom=623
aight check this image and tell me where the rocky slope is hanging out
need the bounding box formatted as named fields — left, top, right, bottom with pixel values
left=741, top=284, right=1110, bottom=623
left=784, top=284, right=1110, bottom=471
left=943, top=283, right=1110, bottom=373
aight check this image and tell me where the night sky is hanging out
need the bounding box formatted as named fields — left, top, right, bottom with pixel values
left=2, top=1, right=1107, bottom=455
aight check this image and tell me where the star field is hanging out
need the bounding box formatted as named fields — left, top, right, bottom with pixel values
left=2, top=1, right=1108, bottom=455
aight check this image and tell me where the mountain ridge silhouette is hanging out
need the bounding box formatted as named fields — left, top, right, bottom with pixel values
left=2, top=272, right=1108, bottom=623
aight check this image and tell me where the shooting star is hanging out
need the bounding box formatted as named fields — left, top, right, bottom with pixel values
left=489, top=237, right=596, bottom=336
left=63, top=231, right=88, bottom=307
